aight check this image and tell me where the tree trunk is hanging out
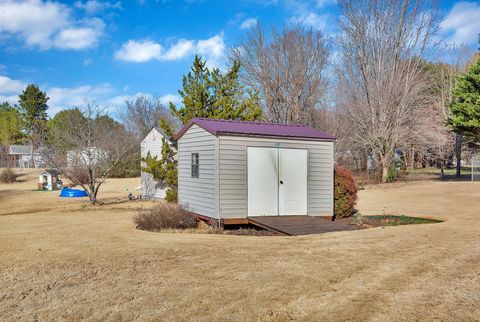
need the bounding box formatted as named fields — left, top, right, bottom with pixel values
left=89, top=192, right=97, bottom=205
left=455, top=133, right=463, bottom=178
left=408, top=145, right=415, bottom=170
left=30, top=138, right=35, bottom=168
left=380, top=157, right=389, bottom=183
left=88, top=184, right=97, bottom=205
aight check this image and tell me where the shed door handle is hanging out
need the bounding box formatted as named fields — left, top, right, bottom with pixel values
left=279, top=180, right=284, bottom=184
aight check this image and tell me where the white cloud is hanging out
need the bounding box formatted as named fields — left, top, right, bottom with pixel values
left=0, top=0, right=104, bottom=50
left=0, top=75, right=26, bottom=105
left=196, top=35, right=225, bottom=68
left=47, top=83, right=114, bottom=114
left=0, top=75, right=27, bottom=94
left=158, top=94, right=181, bottom=105
left=115, top=34, right=226, bottom=67
left=114, top=40, right=163, bottom=62
left=54, top=19, right=105, bottom=50
left=0, top=0, right=69, bottom=48
left=441, top=2, right=480, bottom=45
left=0, top=74, right=179, bottom=115
left=161, top=39, right=195, bottom=60
left=0, top=94, right=18, bottom=105
left=290, top=12, right=329, bottom=30
left=240, top=18, right=257, bottom=29
left=74, top=0, right=122, bottom=14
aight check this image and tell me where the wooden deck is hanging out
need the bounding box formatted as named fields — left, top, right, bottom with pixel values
left=248, top=216, right=356, bottom=236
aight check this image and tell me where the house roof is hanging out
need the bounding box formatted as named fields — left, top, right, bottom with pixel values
left=141, top=127, right=168, bottom=142
left=40, top=169, right=60, bottom=176
left=9, top=145, right=32, bottom=155
left=175, top=117, right=336, bottom=141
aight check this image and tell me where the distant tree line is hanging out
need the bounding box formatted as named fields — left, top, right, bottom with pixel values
left=3, top=0, right=480, bottom=203
left=141, top=0, right=480, bottom=201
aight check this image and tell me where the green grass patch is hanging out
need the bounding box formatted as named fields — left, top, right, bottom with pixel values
left=365, top=215, right=443, bottom=226
left=409, top=167, right=472, bottom=176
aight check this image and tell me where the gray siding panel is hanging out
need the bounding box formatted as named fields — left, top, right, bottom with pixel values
left=218, top=136, right=334, bottom=219
left=178, top=125, right=219, bottom=218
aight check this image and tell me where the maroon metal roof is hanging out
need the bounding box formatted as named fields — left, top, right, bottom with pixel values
left=175, top=117, right=336, bottom=141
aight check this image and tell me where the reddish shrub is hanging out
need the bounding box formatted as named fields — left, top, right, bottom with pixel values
left=334, top=165, right=358, bottom=219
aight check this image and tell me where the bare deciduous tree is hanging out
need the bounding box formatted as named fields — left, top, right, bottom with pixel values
left=45, top=101, right=135, bottom=204
left=119, top=95, right=175, bottom=141
left=335, top=0, right=439, bottom=182
left=409, top=45, right=472, bottom=175
left=231, top=24, right=330, bottom=125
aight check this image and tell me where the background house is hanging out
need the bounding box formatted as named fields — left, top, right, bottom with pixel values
left=0, top=145, right=45, bottom=168
left=140, top=127, right=176, bottom=200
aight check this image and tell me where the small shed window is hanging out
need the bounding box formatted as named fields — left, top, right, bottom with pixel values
left=191, top=153, right=199, bottom=178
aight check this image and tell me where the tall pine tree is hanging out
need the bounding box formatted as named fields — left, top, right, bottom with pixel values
left=143, top=56, right=262, bottom=202
left=449, top=53, right=480, bottom=144
left=169, top=56, right=262, bottom=124
left=18, top=84, right=49, bottom=167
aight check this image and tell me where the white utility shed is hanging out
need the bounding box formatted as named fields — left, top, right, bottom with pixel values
left=38, top=170, right=60, bottom=191
left=176, top=118, right=336, bottom=221
left=140, top=127, right=176, bottom=200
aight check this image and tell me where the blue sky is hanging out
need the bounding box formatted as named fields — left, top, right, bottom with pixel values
left=0, top=0, right=479, bottom=116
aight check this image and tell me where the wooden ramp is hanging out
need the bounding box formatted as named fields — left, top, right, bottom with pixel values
left=248, top=216, right=356, bottom=236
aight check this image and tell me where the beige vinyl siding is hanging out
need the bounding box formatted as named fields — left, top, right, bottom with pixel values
left=178, top=125, right=219, bottom=218
left=218, top=135, right=334, bottom=219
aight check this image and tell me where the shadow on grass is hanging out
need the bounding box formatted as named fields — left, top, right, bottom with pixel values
left=403, top=167, right=476, bottom=182
left=0, top=189, right=13, bottom=201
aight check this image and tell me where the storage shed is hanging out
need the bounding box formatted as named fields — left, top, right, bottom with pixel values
left=140, top=127, right=177, bottom=200
left=175, top=118, right=336, bottom=222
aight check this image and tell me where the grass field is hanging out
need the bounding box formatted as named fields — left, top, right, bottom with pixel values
left=1, top=169, right=480, bottom=321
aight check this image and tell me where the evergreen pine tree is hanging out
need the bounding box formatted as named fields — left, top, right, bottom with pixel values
left=449, top=53, right=480, bottom=143
left=143, top=56, right=262, bottom=202
left=18, top=84, right=49, bottom=167
left=0, top=102, right=25, bottom=145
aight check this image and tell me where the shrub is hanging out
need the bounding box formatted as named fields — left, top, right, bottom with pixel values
left=385, top=162, right=397, bottom=183
left=165, top=188, right=178, bottom=203
left=334, top=165, right=358, bottom=219
left=134, top=203, right=197, bottom=231
left=0, top=168, right=17, bottom=184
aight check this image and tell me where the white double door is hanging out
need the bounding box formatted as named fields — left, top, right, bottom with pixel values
left=247, top=147, right=308, bottom=216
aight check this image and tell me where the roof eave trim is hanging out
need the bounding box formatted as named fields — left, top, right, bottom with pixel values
left=216, top=132, right=337, bottom=141
left=174, top=119, right=218, bottom=140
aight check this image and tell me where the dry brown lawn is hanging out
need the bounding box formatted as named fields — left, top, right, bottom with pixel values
left=1, top=169, right=479, bottom=321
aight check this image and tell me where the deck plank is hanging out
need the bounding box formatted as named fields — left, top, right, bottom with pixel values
left=248, top=216, right=355, bottom=236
